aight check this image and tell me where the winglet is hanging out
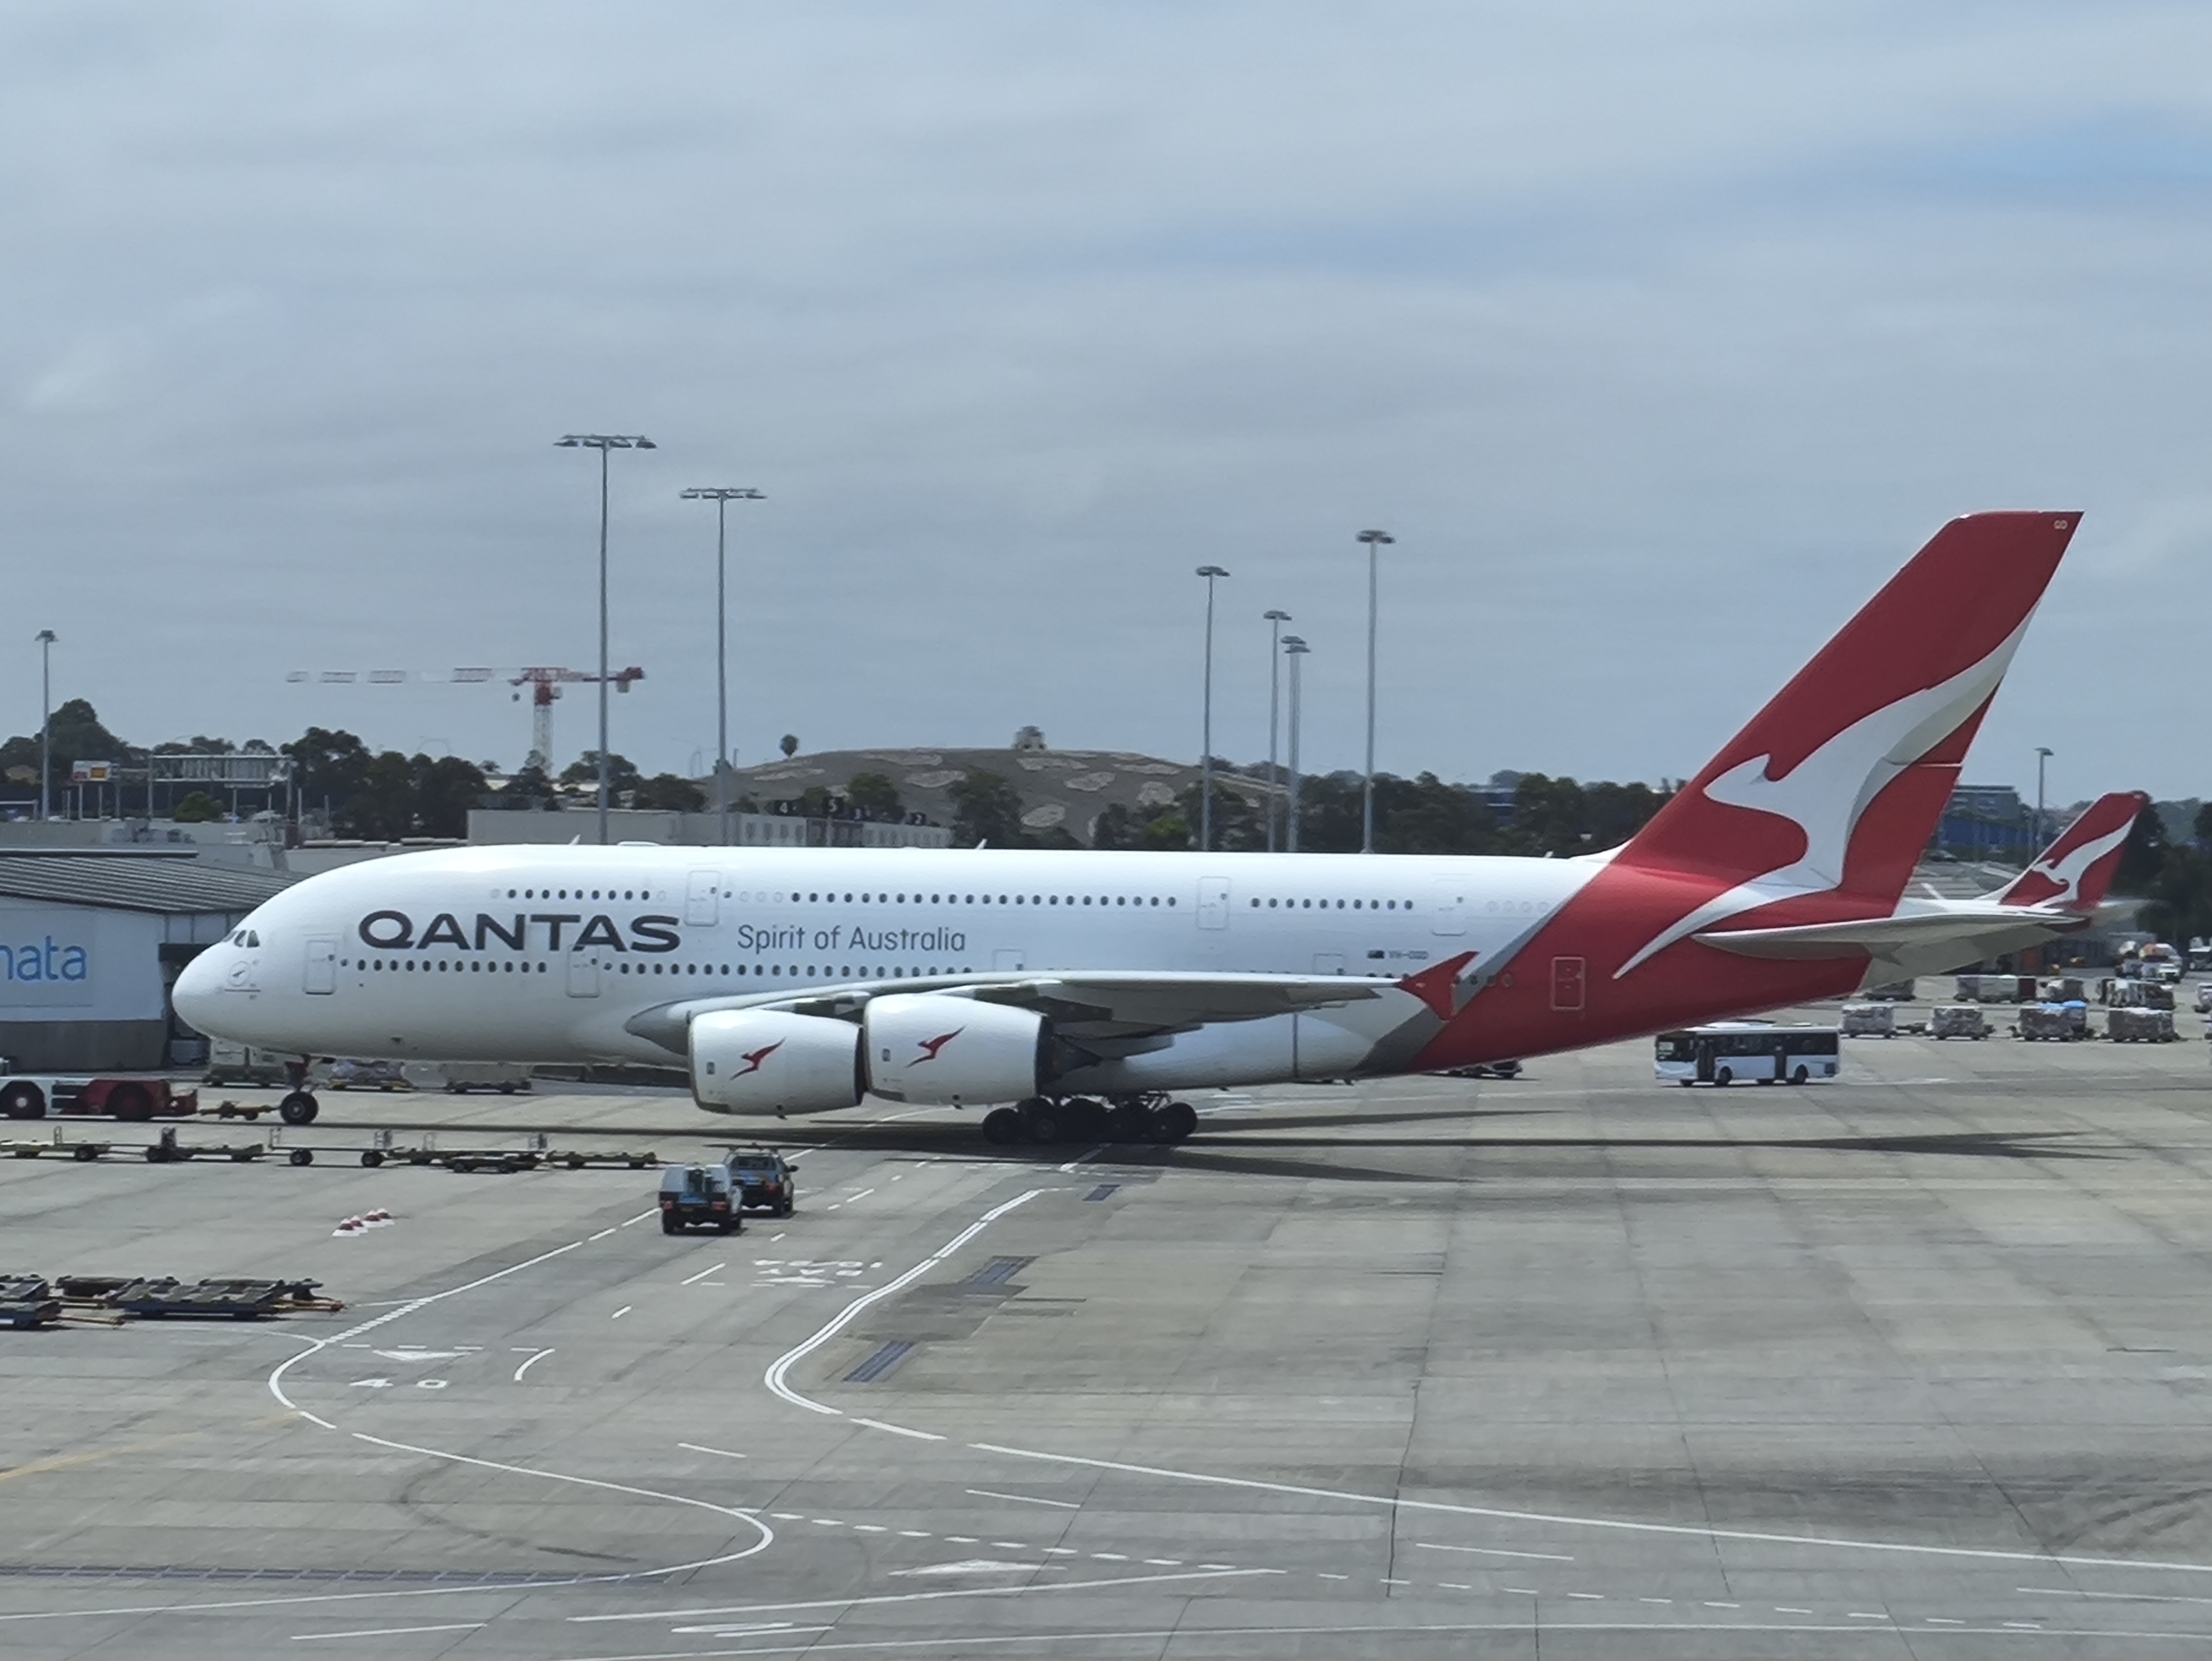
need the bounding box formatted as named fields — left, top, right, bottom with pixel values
left=1995, top=791, right=2149, bottom=912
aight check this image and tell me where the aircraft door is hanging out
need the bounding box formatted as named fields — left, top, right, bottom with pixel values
left=686, top=870, right=720, bottom=926
left=567, top=945, right=601, bottom=998
left=1549, top=955, right=1586, bottom=1012
left=1431, top=884, right=1467, bottom=936
left=1197, top=877, right=1230, bottom=930
left=303, top=937, right=337, bottom=996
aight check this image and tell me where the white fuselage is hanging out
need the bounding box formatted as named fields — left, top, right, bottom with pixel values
left=173, top=844, right=1598, bottom=1075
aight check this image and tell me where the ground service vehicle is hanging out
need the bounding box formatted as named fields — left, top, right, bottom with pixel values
left=658, top=1163, right=741, bottom=1233
left=437, top=1063, right=533, bottom=1094
left=203, top=1041, right=290, bottom=1087
left=1654, top=1024, right=1841, bottom=1086
left=724, top=1148, right=796, bottom=1215
left=179, top=514, right=2146, bottom=1141
left=0, top=1074, right=198, bottom=1120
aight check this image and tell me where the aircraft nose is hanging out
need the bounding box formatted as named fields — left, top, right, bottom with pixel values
left=172, top=949, right=223, bottom=1033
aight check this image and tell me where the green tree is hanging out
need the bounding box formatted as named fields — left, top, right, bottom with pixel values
left=172, top=790, right=224, bottom=823
left=412, top=755, right=489, bottom=838
left=496, top=763, right=560, bottom=810
left=2115, top=800, right=2168, bottom=895
left=283, top=728, right=373, bottom=821
left=949, top=770, right=1026, bottom=847
left=635, top=773, right=708, bottom=812
left=1377, top=773, right=1497, bottom=855
left=560, top=752, right=643, bottom=805
left=846, top=772, right=904, bottom=821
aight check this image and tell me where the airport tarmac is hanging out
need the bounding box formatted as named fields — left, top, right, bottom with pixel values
left=5, top=1017, right=2212, bottom=1657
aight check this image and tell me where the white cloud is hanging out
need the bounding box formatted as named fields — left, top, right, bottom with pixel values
left=1, top=1, right=2210, bottom=796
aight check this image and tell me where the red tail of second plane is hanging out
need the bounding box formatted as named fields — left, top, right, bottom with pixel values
left=1995, top=791, right=2148, bottom=914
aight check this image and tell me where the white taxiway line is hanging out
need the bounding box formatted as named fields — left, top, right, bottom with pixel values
left=964, top=1440, right=2212, bottom=1577
left=680, top=1262, right=726, bottom=1286
left=677, top=1442, right=747, bottom=1461
left=763, top=1189, right=1046, bottom=1416
left=568, top=1565, right=1278, bottom=1625
left=965, top=1488, right=1079, bottom=1510
left=292, top=1621, right=485, bottom=1641
left=512, top=1348, right=555, bottom=1383
left=552, top=1621, right=2212, bottom=1660
left=1414, top=1541, right=1574, bottom=1562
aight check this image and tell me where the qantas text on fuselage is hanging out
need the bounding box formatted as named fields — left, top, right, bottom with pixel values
left=175, top=513, right=2124, bottom=1129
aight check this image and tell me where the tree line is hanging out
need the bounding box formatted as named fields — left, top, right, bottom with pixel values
left=949, top=768, right=1673, bottom=857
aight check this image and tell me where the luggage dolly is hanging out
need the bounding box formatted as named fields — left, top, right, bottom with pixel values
left=144, top=1126, right=268, bottom=1164
left=0, top=1130, right=113, bottom=1163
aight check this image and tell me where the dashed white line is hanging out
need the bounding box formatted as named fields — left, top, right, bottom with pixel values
left=1776, top=1606, right=1813, bottom=1615
left=1704, top=1601, right=1739, bottom=1609
left=588, top=1228, right=616, bottom=1241
left=854, top=1417, right=945, bottom=1441
left=681, top=1262, right=727, bottom=1286
left=847, top=1188, right=875, bottom=1203
left=1567, top=1591, right=1604, bottom=1600
left=677, top=1442, right=747, bottom=1461
left=1502, top=1587, right=1540, bottom=1597
left=966, top=1488, right=1079, bottom=1510
left=610, top=1306, right=631, bottom=1320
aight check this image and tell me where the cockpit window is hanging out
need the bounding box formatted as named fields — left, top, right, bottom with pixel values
left=245, top=930, right=260, bottom=948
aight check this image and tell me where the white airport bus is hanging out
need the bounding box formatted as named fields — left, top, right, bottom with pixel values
left=1653, top=1022, right=1841, bottom=1087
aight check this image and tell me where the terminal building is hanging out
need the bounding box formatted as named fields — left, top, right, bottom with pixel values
left=0, top=853, right=295, bottom=1071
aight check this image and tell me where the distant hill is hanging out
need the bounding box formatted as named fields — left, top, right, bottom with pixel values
left=724, top=734, right=1277, bottom=845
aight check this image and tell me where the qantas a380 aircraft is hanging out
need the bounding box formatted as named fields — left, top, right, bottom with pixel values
left=176, top=511, right=2131, bottom=1144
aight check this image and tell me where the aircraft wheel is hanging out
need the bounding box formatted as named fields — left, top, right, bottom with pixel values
left=1159, top=1100, right=1198, bottom=1141
left=279, top=1092, right=320, bottom=1126
left=1024, top=1104, right=1065, bottom=1146
left=981, top=1107, right=1024, bottom=1146
left=1106, top=1101, right=1150, bottom=1142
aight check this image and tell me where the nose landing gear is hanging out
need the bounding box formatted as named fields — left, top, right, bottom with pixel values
left=278, top=1058, right=320, bottom=1126
left=981, top=1093, right=1195, bottom=1149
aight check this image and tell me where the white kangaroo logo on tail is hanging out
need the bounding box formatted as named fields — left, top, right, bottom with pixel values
left=2001, top=818, right=2135, bottom=908
left=1617, top=617, right=2033, bottom=978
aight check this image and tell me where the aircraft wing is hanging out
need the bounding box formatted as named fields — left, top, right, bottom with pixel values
left=1696, top=904, right=2092, bottom=981
left=623, top=971, right=1385, bottom=1055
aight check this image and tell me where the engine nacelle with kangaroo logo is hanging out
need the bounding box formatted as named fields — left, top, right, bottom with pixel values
left=690, top=1009, right=863, bottom=1116
left=863, top=994, right=1050, bottom=1106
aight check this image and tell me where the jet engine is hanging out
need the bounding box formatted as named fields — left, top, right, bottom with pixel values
left=863, top=994, right=1050, bottom=1107
left=690, top=1009, right=863, bottom=1115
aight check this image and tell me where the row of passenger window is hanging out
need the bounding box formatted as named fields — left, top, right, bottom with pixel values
left=350, top=959, right=547, bottom=974
left=758, top=890, right=1175, bottom=908
left=1250, top=897, right=1411, bottom=910
left=505, top=887, right=655, bottom=901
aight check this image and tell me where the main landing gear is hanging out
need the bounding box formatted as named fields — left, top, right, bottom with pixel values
left=981, top=1094, right=1197, bottom=1148
left=278, top=1058, right=320, bottom=1126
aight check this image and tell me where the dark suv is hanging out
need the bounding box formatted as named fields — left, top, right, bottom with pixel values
left=724, top=1148, right=796, bottom=1216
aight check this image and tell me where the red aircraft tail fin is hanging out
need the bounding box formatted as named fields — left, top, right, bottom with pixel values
left=1995, top=791, right=2147, bottom=913
left=1601, top=512, right=2080, bottom=974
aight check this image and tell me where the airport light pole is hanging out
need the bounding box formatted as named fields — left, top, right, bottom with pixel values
left=34, top=630, right=54, bottom=822
left=1283, top=635, right=1309, bottom=853
left=557, top=433, right=656, bottom=846
left=2035, top=746, right=2054, bottom=842
left=1195, top=564, right=1231, bottom=852
left=1357, top=529, right=1394, bottom=853
left=1263, top=609, right=1291, bottom=852
left=680, top=487, right=766, bottom=847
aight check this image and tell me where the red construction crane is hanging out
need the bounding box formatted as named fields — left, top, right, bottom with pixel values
left=283, top=666, right=646, bottom=772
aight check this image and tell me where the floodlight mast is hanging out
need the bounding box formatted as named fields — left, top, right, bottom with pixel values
left=680, top=487, right=766, bottom=846
left=556, top=434, right=655, bottom=845
left=1195, top=565, right=1231, bottom=851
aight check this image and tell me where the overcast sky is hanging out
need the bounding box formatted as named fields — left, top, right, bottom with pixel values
left=4, top=2, right=2210, bottom=804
